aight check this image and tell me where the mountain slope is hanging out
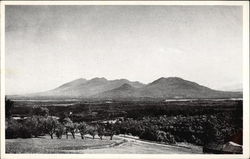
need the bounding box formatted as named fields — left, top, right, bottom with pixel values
left=32, top=77, right=145, bottom=97
left=137, top=77, right=241, bottom=99
left=93, top=83, right=137, bottom=99
left=93, top=77, right=242, bottom=99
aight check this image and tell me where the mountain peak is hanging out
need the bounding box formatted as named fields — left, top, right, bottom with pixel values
left=89, top=77, right=108, bottom=82
left=74, top=78, right=87, bottom=82
left=150, top=77, right=184, bottom=85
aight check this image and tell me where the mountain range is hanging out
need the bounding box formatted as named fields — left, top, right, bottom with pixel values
left=27, top=77, right=242, bottom=100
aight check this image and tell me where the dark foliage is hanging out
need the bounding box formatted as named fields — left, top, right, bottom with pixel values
left=5, top=99, right=14, bottom=118
left=31, top=106, right=49, bottom=117
left=113, top=112, right=241, bottom=145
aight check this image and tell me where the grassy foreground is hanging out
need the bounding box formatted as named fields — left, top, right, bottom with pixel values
left=6, top=135, right=124, bottom=153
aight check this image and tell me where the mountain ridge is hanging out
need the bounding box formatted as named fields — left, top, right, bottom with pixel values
left=23, top=77, right=242, bottom=100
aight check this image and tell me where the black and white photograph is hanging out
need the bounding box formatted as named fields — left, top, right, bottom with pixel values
left=0, top=1, right=249, bottom=158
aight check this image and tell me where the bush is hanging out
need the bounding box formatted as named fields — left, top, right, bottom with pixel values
left=6, top=116, right=47, bottom=139
left=24, top=116, right=46, bottom=137
left=5, top=119, right=20, bottom=139
left=18, top=125, right=33, bottom=138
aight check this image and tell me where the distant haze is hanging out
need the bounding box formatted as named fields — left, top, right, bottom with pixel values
left=5, top=5, right=242, bottom=95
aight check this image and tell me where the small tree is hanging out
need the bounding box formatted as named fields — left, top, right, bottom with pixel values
left=105, top=123, right=116, bottom=140
left=64, top=118, right=78, bottom=139
left=88, top=125, right=97, bottom=139
left=55, top=123, right=65, bottom=139
left=97, top=125, right=105, bottom=140
left=44, top=117, right=59, bottom=139
left=78, top=122, right=88, bottom=139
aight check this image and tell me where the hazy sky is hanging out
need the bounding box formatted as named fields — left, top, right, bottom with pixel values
left=5, top=5, right=243, bottom=94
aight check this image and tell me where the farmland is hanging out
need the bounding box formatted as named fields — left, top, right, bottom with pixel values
left=10, top=99, right=242, bottom=122
left=6, top=98, right=243, bottom=154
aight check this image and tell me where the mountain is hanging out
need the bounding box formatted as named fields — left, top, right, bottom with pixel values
left=93, top=77, right=242, bottom=99
left=31, top=77, right=145, bottom=98
left=54, top=78, right=87, bottom=91
left=25, top=77, right=242, bottom=99
left=93, top=83, right=137, bottom=99
left=136, top=77, right=242, bottom=99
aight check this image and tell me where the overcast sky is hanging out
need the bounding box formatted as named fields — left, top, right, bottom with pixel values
left=5, top=5, right=243, bottom=95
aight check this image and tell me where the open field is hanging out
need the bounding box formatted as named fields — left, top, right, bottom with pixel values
left=6, top=135, right=124, bottom=153
left=6, top=134, right=202, bottom=154
left=82, top=135, right=202, bottom=154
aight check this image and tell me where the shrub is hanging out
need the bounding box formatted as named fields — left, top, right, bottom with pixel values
left=24, top=116, right=46, bottom=137
left=6, top=116, right=47, bottom=139
left=5, top=119, right=20, bottom=139
left=156, top=130, right=167, bottom=142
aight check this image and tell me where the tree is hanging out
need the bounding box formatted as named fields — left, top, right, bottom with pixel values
left=32, top=106, right=49, bottom=117
left=87, top=125, right=97, bottom=139
left=105, top=123, right=116, bottom=140
left=78, top=122, right=88, bottom=139
left=64, top=118, right=78, bottom=139
left=24, top=116, right=46, bottom=137
left=203, top=119, right=218, bottom=145
left=5, top=98, right=14, bottom=118
left=44, top=117, right=59, bottom=139
left=97, top=125, right=105, bottom=140
left=55, top=123, right=65, bottom=139
left=58, top=112, right=69, bottom=123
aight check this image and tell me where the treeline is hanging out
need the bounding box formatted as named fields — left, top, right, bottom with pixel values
left=11, top=100, right=242, bottom=122
left=114, top=112, right=242, bottom=145
left=6, top=103, right=115, bottom=140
